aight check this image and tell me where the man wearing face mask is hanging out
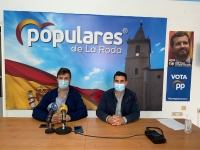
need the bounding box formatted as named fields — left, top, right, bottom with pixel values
left=32, top=68, right=87, bottom=123
left=96, top=71, right=140, bottom=126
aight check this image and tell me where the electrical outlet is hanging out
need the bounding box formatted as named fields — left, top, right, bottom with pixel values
left=172, top=112, right=183, bottom=116
left=197, top=108, right=200, bottom=113
left=181, top=106, right=186, bottom=111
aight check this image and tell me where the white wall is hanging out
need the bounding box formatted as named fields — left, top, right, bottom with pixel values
left=0, top=0, right=200, bottom=126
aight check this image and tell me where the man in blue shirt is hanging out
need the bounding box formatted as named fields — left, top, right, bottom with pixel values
left=32, top=68, right=87, bottom=124
left=96, top=71, right=140, bottom=126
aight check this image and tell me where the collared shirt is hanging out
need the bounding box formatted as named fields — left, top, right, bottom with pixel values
left=55, top=89, right=68, bottom=112
left=175, top=57, right=192, bottom=66
left=106, top=90, right=127, bottom=124
left=115, top=91, right=127, bottom=124
left=115, top=91, right=124, bottom=116
left=185, top=57, right=191, bottom=64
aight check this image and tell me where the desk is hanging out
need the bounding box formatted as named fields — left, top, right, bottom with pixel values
left=0, top=118, right=199, bottom=150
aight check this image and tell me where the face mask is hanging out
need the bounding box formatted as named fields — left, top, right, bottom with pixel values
left=58, top=80, right=69, bottom=90
left=114, top=84, right=125, bottom=92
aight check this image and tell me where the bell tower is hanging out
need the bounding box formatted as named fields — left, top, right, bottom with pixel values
left=125, top=21, right=151, bottom=110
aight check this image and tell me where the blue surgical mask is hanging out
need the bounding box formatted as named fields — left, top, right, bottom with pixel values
left=114, top=84, right=125, bottom=92
left=58, top=80, right=69, bottom=90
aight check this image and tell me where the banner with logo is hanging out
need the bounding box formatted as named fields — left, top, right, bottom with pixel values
left=166, top=31, right=194, bottom=101
left=166, top=67, right=192, bottom=101
left=4, top=10, right=167, bottom=110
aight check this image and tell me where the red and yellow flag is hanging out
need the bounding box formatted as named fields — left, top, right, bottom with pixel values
left=5, top=59, right=103, bottom=110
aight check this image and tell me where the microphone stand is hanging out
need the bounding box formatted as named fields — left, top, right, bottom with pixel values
left=45, top=122, right=55, bottom=134
left=55, top=120, right=72, bottom=135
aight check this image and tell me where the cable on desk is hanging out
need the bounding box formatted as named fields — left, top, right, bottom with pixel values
left=72, top=131, right=145, bottom=139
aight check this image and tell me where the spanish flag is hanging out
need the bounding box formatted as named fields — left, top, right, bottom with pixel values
left=5, top=59, right=103, bottom=110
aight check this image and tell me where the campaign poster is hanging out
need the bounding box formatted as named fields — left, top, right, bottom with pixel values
left=166, top=31, right=194, bottom=101
left=168, top=31, right=194, bottom=67
left=166, top=67, right=192, bottom=101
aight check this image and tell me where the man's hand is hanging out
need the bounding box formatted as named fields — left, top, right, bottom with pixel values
left=66, top=115, right=71, bottom=121
left=107, top=115, right=125, bottom=126
left=51, top=113, right=71, bottom=124
left=107, top=116, right=116, bottom=125
left=51, top=113, right=62, bottom=124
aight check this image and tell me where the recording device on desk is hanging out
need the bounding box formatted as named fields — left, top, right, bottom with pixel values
left=145, top=127, right=166, bottom=144
left=74, top=126, right=83, bottom=134
left=55, top=104, right=72, bottom=135
left=44, top=102, right=58, bottom=134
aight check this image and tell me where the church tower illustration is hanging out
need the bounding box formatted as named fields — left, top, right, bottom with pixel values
left=125, top=21, right=164, bottom=111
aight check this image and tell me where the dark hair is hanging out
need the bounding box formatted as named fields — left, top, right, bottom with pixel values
left=114, top=71, right=127, bottom=81
left=57, top=68, right=71, bottom=79
left=170, top=31, right=190, bottom=47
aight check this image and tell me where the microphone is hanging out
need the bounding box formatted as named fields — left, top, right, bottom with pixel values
left=59, top=104, right=68, bottom=124
left=45, top=102, right=58, bottom=134
left=46, top=102, right=58, bottom=125
left=55, top=104, right=72, bottom=135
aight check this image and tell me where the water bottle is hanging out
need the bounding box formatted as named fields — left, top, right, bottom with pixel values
left=184, top=115, right=192, bottom=134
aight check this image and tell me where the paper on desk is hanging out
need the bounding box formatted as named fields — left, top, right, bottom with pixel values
left=157, top=118, right=184, bottom=130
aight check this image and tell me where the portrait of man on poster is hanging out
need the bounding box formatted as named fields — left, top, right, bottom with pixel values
left=168, top=31, right=193, bottom=67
